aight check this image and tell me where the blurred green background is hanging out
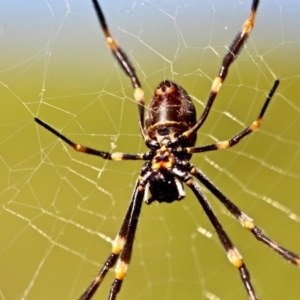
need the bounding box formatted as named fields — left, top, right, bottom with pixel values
left=1, top=1, right=300, bottom=299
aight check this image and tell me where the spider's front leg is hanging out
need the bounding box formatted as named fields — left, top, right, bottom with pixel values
left=79, top=175, right=148, bottom=300
left=183, top=176, right=257, bottom=300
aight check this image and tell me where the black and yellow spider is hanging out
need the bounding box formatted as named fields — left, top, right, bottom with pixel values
left=34, top=0, right=300, bottom=299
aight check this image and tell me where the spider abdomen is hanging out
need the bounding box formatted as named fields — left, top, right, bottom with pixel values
left=145, top=80, right=197, bottom=147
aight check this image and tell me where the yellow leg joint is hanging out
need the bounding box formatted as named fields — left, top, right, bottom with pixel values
left=227, top=248, right=243, bottom=268
left=115, top=260, right=128, bottom=280
left=112, top=235, right=125, bottom=255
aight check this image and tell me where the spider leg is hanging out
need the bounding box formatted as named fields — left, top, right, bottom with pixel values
left=34, top=117, right=147, bottom=161
left=91, top=0, right=146, bottom=138
left=190, top=166, right=300, bottom=266
left=79, top=176, right=146, bottom=300
left=183, top=175, right=257, bottom=300
left=186, top=79, right=279, bottom=154
left=181, top=0, right=259, bottom=141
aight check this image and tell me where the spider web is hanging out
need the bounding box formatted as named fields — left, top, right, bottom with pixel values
left=1, top=1, right=300, bottom=299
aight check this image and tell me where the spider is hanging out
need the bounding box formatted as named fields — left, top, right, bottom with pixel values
left=34, top=0, right=300, bottom=299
